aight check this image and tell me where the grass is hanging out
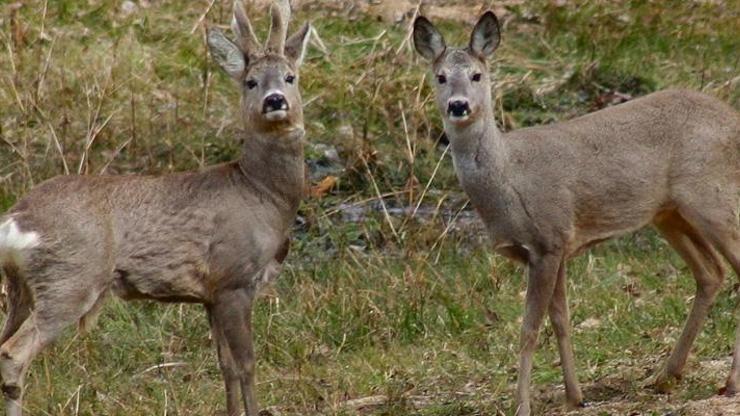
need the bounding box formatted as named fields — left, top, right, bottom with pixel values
left=1, top=0, right=739, bottom=415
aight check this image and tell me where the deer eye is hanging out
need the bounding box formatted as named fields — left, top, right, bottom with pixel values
left=245, top=79, right=258, bottom=90
left=437, top=75, right=447, bottom=84
left=471, top=73, right=482, bottom=82
left=285, top=75, right=295, bottom=84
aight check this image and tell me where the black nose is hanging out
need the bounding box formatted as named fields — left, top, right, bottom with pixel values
left=447, top=100, right=470, bottom=117
left=263, top=93, right=288, bottom=113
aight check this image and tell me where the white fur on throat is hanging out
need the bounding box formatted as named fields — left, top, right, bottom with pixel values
left=0, top=218, right=40, bottom=264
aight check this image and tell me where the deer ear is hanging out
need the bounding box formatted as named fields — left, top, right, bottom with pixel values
left=207, top=28, right=246, bottom=80
left=413, top=16, right=446, bottom=61
left=469, top=11, right=500, bottom=59
left=285, top=22, right=311, bottom=67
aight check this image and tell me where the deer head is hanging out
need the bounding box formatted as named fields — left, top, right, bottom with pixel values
left=413, top=11, right=501, bottom=129
left=208, top=0, right=311, bottom=133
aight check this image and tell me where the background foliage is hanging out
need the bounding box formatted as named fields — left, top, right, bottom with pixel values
left=0, top=0, right=738, bottom=414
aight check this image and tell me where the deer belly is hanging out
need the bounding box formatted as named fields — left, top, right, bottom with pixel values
left=111, top=261, right=209, bottom=303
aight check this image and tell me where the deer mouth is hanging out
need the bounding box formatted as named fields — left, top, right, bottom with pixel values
left=447, top=110, right=473, bottom=124
left=448, top=111, right=471, bottom=122
left=263, top=109, right=289, bottom=121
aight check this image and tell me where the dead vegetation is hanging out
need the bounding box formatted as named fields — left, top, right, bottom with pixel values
left=0, top=1, right=738, bottom=415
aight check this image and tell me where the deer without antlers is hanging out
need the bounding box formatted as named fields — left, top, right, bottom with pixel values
left=0, top=1, right=311, bottom=415
left=413, top=10, right=740, bottom=416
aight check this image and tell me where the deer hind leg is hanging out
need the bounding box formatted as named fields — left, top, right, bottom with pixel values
left=653, top=211, right=726, bottom=393
left=0, top=273, right=108, bottom=416
left=211, top=288, right=259, bottom=416
left=547, top=260, right=584, bottom=408
left=726, top=325, right=740, bottom=396
left=676, top=196, right=740, bottom=395
left=0, top=266, right=33, bottom=346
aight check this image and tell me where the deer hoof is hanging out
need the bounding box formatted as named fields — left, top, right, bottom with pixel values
left=514, top=405, right=531, bottom=416
left=565, top=398, right=588, bottom=410
left=653, top=373, right=681, bottom=394
left=1, top=384, right=21, bottom=400
left=718, top=385, right=737, bottom=397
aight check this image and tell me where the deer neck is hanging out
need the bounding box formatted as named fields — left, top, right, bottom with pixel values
left=445, top=101, right=521, bottom=237
left=237, top=127, right=305, bottom=216
left=446, top=103, right=509, bottom=182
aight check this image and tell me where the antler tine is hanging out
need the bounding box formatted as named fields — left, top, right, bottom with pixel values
left=231, top=0, right=261, bottom=55
left=265, top=0, right=291, bottom=54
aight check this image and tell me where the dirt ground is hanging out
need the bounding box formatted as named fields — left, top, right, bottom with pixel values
left=540, top=358, right=740, bottom=415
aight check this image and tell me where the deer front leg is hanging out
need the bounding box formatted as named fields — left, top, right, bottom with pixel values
left=207, top=306, right=241, bottom=416
left=547, top=261, right=584, bottom=408
left=212, top=288, right=259, bottom=416
left=516, top=252, right=561, bottom=416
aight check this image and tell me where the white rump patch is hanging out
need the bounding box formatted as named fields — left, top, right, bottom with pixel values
left=0, top=218, right=41, bottom=255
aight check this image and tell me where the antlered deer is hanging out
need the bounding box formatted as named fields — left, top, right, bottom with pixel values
left=0, top=1, right=311, bottom=415
left=413, top=10, right=739, bottom=416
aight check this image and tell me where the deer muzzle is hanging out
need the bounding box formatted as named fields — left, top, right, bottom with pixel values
left=447, top=99, right=471, bottom=119
left=263, top=92, right=290, bottom=120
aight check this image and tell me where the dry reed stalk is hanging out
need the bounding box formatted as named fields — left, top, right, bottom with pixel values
left=361, top=154, right=400, bottom=241
left=191, top=0, right=218, bottom=34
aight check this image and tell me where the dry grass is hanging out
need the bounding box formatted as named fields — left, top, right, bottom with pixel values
left=0, top=0, right=739, bottom=415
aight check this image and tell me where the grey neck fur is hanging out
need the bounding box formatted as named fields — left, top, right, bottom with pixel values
left=237, top=127, right=305, bottom=214
left=446, top=94, right=509, bottom=185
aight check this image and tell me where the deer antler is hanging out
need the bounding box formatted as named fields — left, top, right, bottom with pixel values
left=265, top=0, right=291, bottom=54
left=231, top=0, right=261, bottom=55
